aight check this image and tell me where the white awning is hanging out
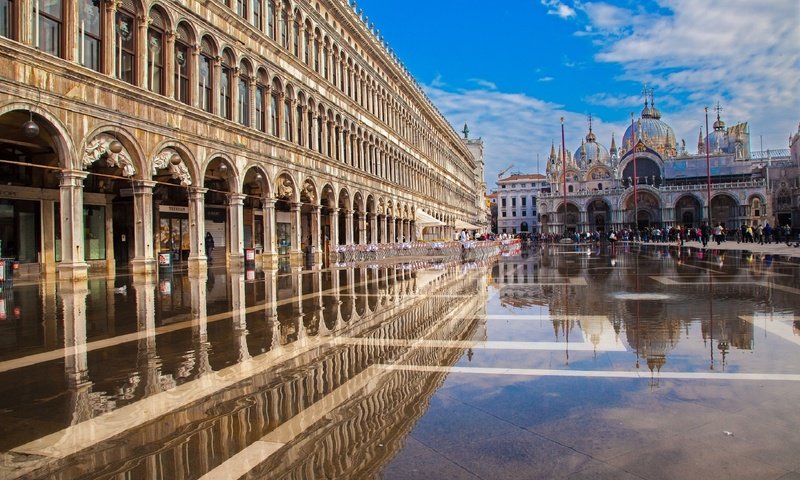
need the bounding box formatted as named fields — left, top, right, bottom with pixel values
left=455, top=219, right=481, bottom=230
left=414, top=209, right=445, bottom=227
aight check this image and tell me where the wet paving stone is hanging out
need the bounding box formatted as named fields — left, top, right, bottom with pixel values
left=0, top=243, right=798, bottom=479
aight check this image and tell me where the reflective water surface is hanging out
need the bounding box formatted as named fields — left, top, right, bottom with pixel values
left=0, top=244, right=799, bottom=479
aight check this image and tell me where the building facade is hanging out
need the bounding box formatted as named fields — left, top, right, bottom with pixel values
left=0, top=0, right=482, bottom=279
left=539, top=98, right=796, bottom=235
left=495, top=173, right=548, bottom=235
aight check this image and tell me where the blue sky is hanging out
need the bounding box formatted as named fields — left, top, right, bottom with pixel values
left=355, top=0, right=800, bottom=181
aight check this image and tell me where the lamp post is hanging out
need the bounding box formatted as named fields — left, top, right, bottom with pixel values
left=704, top=107, right=712, bottom=227
left=561, top=117, right=567, bottom=237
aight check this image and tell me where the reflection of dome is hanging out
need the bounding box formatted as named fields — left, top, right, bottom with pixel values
left=574, top=125, right=610, bottom=169
left=622, top=100, right=677, bottom=157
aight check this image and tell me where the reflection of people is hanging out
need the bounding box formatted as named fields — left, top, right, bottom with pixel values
left=205, top=232, right=215, bottom=259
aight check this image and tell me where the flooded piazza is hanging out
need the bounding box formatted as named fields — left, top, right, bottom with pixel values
left=0, top=244, right=799, bottom=480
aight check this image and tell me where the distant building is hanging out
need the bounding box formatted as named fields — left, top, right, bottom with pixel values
left=496, top=173, right=549, bottom=235
left=538, top=94, right=796, bottom=234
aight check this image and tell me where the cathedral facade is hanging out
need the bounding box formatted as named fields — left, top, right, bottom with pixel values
left=538, top=98, right=791, bottom=236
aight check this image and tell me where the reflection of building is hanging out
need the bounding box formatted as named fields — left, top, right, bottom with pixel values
left=538, top=94, right=796, bottom=234
left=0, top=0, right=483, bottom=279
left=496, top=173, right=549, bottom=235
left=5, top=261, right=489, bottom=479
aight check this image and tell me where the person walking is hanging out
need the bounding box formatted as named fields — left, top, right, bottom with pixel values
left=700, top=222, right=710, bottom=248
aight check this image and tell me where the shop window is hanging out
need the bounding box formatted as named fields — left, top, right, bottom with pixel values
left=2, top=200, right=40, bottom=263
left=84, top=205, right=106, bottom=260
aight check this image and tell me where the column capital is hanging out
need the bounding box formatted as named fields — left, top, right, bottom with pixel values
left=261, top=197, right=276, bottom=208
left=132, top=179, right=157, bottom=191
left=60, top=170, right=89, bottom=186
left=290, top=202, right=302, bottom=211
left=228, top=192, right=247, bottom=204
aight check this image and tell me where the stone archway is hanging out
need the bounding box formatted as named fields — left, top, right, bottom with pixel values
left=587, top=198, right=611, bottom=233
left=624, top=191, right=661, bottom=229
left=711, top=193, right=739, bottom=229
left=675, top=194, right=702, bottom=228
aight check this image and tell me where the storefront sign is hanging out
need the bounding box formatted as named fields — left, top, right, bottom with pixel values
left=159, top=205, right=189, bottom=214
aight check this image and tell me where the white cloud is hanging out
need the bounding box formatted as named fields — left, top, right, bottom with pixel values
left=584, top=93, right=642, bottom=108
left=469, top=78, right=498, bottom=90
left=574, top=0, right=799, bottom=150
left=423, top=85, right=618, bottom=184
left=542, top=0, right=577, bottom=19
left=538, top=76, right=554, bottom=82
left=431, top=73, right=446, bottom=88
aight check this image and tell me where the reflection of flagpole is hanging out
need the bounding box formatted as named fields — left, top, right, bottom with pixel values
left=632, top=113, right=638, bottom=231
left=561, top=117, right=567, bottom=235
left=705, top=107, right=712, bottom=226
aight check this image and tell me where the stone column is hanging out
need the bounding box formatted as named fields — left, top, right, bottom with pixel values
left=261, top=198, right=277, bottom=268
left=190, top=44, right=200, bottom=108
left=380, top=215, right=387, bottom=244
left=230, top=66, right=240, bottom=124
left=388, top=216, right=396, bottom=244
left=357, top=212, right=366, bottom=245
left=329, top=208, right=339, bottom=248
left=369, top=213, right=377, bottom=244
left=131, top=180, right=156, bottom=275
left=228, top=192, right=246, bottom=265
left=311, top=205, right=321, bottom=255
left=187, top=187, right=208, bottom=274
left=164, top=30, right=176, bottom=98
left=212, top=56, right=221, bottom=115
left=102, top=0, right=117, bottom=76
left=344, top=209, right=354, bottom=245
left=136, top=14, right=150, bottom=87
left=290, top=202, right=302, bottom=262
left=58, top=170, right=89, bottom=281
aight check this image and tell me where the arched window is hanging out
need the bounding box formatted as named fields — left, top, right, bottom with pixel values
left=254, top=76, right=266, bottom=132
left=115, top=1, right=136, bottom=83
left=252, top=0, right=261, bottom=29
left=322, top=39, right=329, bottom=79
left=174, top=24, right=190, bottom=105
left=303, top=21, right=311, bottom=65
left=279, top=5, right=288, bottom=48
left=307, top=103, right=314, bottom=148
left=283, top=90, right=292, bottom=141
left=568, top=185, right=574, bottom=193
left=238, top=63, right=250, bottom=126
left=266, top=0, right=275, bottom=39
left=147, top=9, right=165, bottom=95
left=295, top=96, right=304, bottom=146
left=292, top=13, right=300, bottom=57
left=1, top=0, right=15, bottom=39
left=79, top=0, right=102, bottom=70
left=331, top=49, right=337, bottom=86
left=199, top=38, right=214, bottom=112
left=270, top=79, right=280, bottom=137
left=313, top=34, right=319, bottom=72
left=316, top=111, right=323, bottom=154
left=235, top=0, right=246, bottom=20
left=39, top=0, right=64, bottom=57
left=219, top=52, right=233, bottom=120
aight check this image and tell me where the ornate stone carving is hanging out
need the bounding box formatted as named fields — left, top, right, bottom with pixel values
left=276, top=176, right=294, bottom=200
left=82, top=134, right=136, bottom=177
left=152, top=149, right=192, bottom=186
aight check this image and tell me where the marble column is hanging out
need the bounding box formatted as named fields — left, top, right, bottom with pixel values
left=388, top=216, right=396, bottom=244
left=311, top=205, right=322, bottom=256
left=329, top=208, right=340, bottom=248
left=62, top=281, right=92, bottom=424
left=290, top=202, right=302, bottom=262
left=58, top=170, right=89, bottom=281
left=357, top=212, right=367, bottom=245
left=369, top=213, right=377, bottom=244
left=261, top=197, right=276, bottom=268
left=187, top=187, right=208, bottom=274
left=228, top=192, right=246, bottom=265
left=190, top=272, right=212, bottom=376
left=344, top=209, right=354, bottom=245
left=131, top=180, right=157, bottom=275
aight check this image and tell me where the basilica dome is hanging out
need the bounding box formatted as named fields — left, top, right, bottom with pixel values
left=573, top=129, right=610, bottom=169
left=622, top=101, right=677, bottom=157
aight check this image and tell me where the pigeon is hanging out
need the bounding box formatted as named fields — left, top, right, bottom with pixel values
left=113, top=285, right=127, bottom=294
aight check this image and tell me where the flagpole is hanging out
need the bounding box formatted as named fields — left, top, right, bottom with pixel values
left=631, top=113, right=638, bottom=232
left=705, top=107, right=712, bottom=227
left=561, top=117, right=567, bottom=237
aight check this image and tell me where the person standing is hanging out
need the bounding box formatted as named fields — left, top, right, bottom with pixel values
left=700, top=223, right=710, bottom=248
left=205, top=232, right=215, bottom=260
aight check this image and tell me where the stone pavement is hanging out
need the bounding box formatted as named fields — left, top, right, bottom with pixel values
left=629, top=239, right=800, bottom=259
